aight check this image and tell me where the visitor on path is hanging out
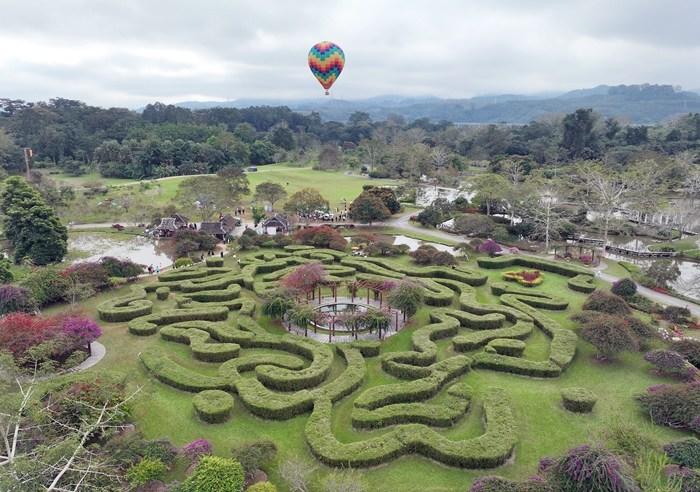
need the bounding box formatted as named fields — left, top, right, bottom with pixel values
left=220, top=251, right=224, bottom=258
left=155, top=265, right=160, bottom=274
left=147, top=264, right=154, bottom=274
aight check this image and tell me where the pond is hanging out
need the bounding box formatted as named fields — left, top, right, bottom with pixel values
left=391, top=235, right=458, bottom=255
left=68, top=233, right=176, bottom=268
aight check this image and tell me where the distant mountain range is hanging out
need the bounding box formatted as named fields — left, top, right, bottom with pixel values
left=175, top=84, right=700, bottom=124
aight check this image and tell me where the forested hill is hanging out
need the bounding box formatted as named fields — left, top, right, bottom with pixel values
left=177, top=85, right=700, bottom=124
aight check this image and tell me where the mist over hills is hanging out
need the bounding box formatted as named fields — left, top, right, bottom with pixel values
left=175, top=84, right=700, bottom=124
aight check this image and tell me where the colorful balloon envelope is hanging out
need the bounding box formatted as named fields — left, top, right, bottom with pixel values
left=308, top=41, right=345, bottom=95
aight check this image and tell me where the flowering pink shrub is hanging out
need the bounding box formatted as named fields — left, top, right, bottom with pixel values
left=0, top=285, right=37, bottom=315
left=281, top=263, right=326, bottom=294
left=60, top=316, right=102, bottom=347
left=182, top=438, right=212, bottom=462
left=479, top=239, right=502, bottom=256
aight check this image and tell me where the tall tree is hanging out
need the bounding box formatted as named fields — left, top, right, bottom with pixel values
left=254, top=182, right=288, bottom=211
left=0, top=177, right=67, bottom=265
left=561, top=109, right=600, bottom=159
left=348, top=193, right=391, bottom=225
left=575, top=163, right=628, bottom=245
left=283, top=188, right=328, bottom=221
left=176, top=169, right=249, bottom=221
left=520, top=178, right=567, bottom=252
left=468, top=174, right=509, bottom=216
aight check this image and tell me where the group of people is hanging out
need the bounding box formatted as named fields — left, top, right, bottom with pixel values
left=147, top=264, right=160, bottom=275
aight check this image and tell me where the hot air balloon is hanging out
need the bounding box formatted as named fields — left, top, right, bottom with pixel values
left=308, top=41, right=345, bottom=95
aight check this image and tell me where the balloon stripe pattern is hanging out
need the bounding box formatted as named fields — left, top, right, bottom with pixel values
left=308, top=41, right=345, bottom=92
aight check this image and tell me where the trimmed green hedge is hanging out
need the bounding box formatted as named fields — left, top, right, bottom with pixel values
left=453, top=320, right=533, bottom=352
left=561, top=387, right=597, bottom=413
left=254, top=337, right=335, bottom=391
left=127, top=306, right=229, bottom=336
left=350, top=340, right=381, bottom=357
left=472, top=353, right=562, bottom=377
left=350, top=257, right=487, bottom=286
left=486, top=338, right=526, bottom=357
left=568, top=274, right=597, bottom=293
left=155, top=286, right=170, bottom=301
left=490, top=282, right=569, bottom=310
left=159, top=325, right=241, bottom=362
left=193, top=389, right=234, bottom=423
left=477, top=255, right=592, bottom=277
left=205, top=257, right=224, bottom=267
left=305, top=388, right=516, bottom=468
left=97, top=287, right=153, bottom=322
left=357, top=357, right=470, bottom=410
left=352, top=382, right=472, bottom=429
left=340, top=257, right=404, bottom=279
left=139, top=350, right=228, bottom=392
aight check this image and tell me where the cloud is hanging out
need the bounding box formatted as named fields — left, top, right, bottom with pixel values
left=0, top=0, right=698, bottom=107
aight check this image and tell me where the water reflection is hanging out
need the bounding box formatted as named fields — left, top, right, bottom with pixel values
left=69, top=233, right=175, bottom=268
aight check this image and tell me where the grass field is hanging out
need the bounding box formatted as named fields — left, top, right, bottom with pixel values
left=58, top=164, right=400, bottom=223
left=43, top=249, right=687, bottom=491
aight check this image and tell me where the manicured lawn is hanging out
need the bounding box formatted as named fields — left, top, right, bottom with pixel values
left=45, top=250, right=686, bottom=491
left=58, top=164, right=400, bottom=223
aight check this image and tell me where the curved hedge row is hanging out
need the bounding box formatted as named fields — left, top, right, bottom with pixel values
left=452, top=320, right=533, bottom=352
left=193, top=389, right=234, bottom=423
left=305, top=388, right=516, bottom=468
left=160, top=325, right=241, bottom=362
left=568, top=274, right=597, bottom=293
left=205, top=257, right=224, bottom=267
left=490, top=282, right=569, bottom=310
left=97, top=287, right=153, bottom=322
left=486, top=338, right=526, bottom=357
left=352, top=382, right=472, bottom=429
left=127, top=306, right=229, bottom=336
left=477, top=255, right=592, bottom=277
left=340, top=257, right=404, bottom=279
left=356, top=357, right=470, bottom=410
left=139, top=349, right=228, bottom=392
left=255, top=337, right=335, bottom=391
left=352, top=257, right=488, bottom=286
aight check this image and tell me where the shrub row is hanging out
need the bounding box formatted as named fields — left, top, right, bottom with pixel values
left=486, top=338, right=526, bottom=357
left=254, top=336, right=335, bottom=391
left=356, top=356, right=470, bottom=410
left=312, top=345, right=367, bottom=404
left=181, top=284, right=241, bottom=302
left=193, top=389, right=234, bottom=423
left=157, top=267, right=209, bottom=283
left=472, top=353, right=563, bottom=378
left=205, top=257, right=224, bottom=267
left=283, top=244, right=315, bottom=251
left=381, top=311, right=461, bottom=378
left=159, top=326, right=241, bottom=362
left=139, top=349, right=228, bottom=392
left=354, top=257, right=488, bottom=286
left=499, top=294, right=577, bottom=370
left=490, top=283, right=569, bottom=310
left=97, top=287, right=153, bottom=322
left=340, top=257, right=404, bottom=279
left=567, top=274, right=597, bottom=293
left=350, top=340, right=381, bottom=357
left=477, top=255, right=592, bottom=277
left=412, top=278, right=456, bottom=306
left=305, top=388, right=516, bottom=468
left=127, top=306, right=229, bottom=336
left=560, top=387, right=597, bottom=413
left=453, top=320, right=533, bottom=352
left=352, top=382, right=472, bottom=429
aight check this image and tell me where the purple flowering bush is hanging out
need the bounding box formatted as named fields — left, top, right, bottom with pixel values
left=0, top=285, right=37, bottom=315
left=644, top=350, right=697, bottom=379
left=182, top=438, right=212, bottom=462
left=546, top=445, right=640, bottom=492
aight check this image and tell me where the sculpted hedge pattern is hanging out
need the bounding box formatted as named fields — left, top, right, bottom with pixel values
left=100, top=248, right=593, bottom=469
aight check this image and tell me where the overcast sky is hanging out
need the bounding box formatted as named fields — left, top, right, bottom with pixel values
left=1, top=0, right=699, bottom=108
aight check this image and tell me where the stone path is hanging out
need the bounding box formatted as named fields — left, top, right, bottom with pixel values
left=69, top=341, right=107, bottom=373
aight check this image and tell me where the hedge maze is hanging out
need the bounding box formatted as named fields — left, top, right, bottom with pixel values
left=99, top=247, right=596, bottom=470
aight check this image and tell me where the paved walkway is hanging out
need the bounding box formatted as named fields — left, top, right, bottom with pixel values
left=594, top=265, right=700, bottom=317
left=71, top=341, right=107, bottom=372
